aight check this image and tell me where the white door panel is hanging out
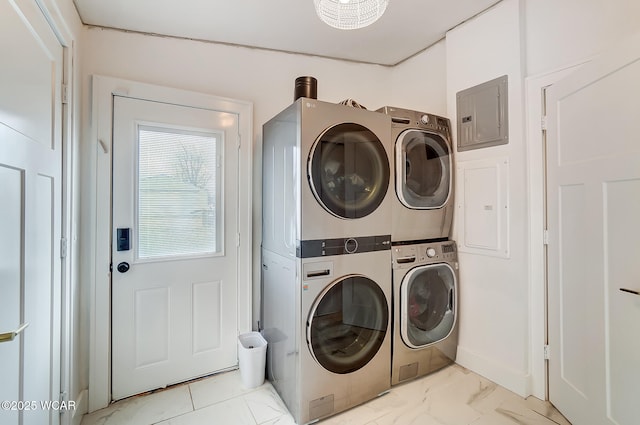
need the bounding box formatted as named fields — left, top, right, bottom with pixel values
left=0, top=0, right=63, bottom=423
left=547, top=33, right=640, bottom=425
left=605, top=176, right=640, bottom=425
left=0, top=166, right=23, bottom=425
left=111, top=95, right=239, bottom=400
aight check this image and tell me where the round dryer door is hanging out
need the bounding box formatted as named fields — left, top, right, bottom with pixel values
left=307, top=275, right=389, bottom=374
left=401, top=263, right=456, bottom=348
left=396, top=130, right=451, bottom=209
left=309, top=123, right=389, bottom=219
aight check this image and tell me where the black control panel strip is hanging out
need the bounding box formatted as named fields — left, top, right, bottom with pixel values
left=297, top=235, right=391, bottom=258
left=391, top=237, right=449, bottom=246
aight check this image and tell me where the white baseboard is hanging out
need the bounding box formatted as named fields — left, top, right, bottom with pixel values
left=72, top=389, right=88, bottom=425
left=456, top=345, right=530, bottom=397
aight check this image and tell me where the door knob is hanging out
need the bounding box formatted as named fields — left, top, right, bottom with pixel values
left=117, top=262, right=130, bottom=273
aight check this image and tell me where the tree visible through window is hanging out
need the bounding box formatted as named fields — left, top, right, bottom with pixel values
left=137, top=126, right=222, bottom=259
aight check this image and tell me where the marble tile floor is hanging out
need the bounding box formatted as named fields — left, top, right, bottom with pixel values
left=80, top=364, right=571, bottom=425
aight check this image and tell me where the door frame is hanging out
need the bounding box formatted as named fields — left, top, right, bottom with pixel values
left=88, top=75, right=253, bottom=412
left=6, top=1, right=77, bottom=424
left=524, top=60, right=588, bottom=400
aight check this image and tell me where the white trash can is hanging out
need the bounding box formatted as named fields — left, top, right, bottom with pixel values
left=238, top=331, right=267, bottom=389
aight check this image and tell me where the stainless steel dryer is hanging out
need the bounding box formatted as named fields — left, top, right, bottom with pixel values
left=391, top=240, right=458, bottom=385
left=262, top=246, right=392, bottom=424
left=263, top=98, right=392, bottom=259
left=377, top=106, right=454, bottom=243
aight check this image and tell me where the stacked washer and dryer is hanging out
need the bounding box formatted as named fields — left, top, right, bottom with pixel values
left=261, top=100, right=459, bottom=424
left=377, top=106, right=459, bottom=386
left=261, top=98, right=393, bottom=425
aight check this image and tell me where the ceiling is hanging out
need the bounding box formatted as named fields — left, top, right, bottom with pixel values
left=73, top=0, right=501, bottom=66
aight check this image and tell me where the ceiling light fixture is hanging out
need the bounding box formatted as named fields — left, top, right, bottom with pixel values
left=314, top=0, right=389, bottom=30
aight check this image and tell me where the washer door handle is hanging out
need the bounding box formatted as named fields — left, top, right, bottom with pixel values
left=396, top=256, right=416, bottom=264
left=306, top=269, right=330, bottom=278
left=448, top=289, right=454, bottom=311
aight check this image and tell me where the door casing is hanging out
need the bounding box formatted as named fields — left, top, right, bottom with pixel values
left=524, top=61, right=586, bottom=400
left=87, top=75, right=253, bottom=412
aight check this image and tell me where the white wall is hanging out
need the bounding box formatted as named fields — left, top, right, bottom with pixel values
left=446, top=0, right=530, bottom=396
left=389, top=39, right=448, bottom=115
left=80, top=26, right=394, bottom=340
left=525, top=0, right=640, bottom=76
left=425, top=0, right=640, bottom=399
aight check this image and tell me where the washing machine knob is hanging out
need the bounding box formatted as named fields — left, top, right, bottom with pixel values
left=420, top=114, right=430, bottom=125
left=426, top=247, right=436, bottom=258
left=344, top=238, right=358, bottom=254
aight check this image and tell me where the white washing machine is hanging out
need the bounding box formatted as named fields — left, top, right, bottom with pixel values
left=262, top=247, right=391, bottom=424
left=376, top=106, right=454, bottom=243
left=263, top=98, right=392, bottom=259
left=391, top=240, right=458, bottom=385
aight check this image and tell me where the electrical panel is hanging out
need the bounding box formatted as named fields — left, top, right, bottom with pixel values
left=456, top=75, right=508, bottom=151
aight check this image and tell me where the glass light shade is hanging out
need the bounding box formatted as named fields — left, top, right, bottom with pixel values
left=314, top=0, right=389, bottom=30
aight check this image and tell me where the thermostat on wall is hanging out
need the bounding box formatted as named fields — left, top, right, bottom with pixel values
left=456, top=75, right=509, bottom=151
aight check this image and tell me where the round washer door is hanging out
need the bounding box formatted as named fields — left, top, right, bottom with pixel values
left=400, top=263, right=456, bottom=348
left=307, top=275, right=389, bottom=374
left=309, top=123, right=390, bottom=219
left=396, top=129, right=451, bottom=209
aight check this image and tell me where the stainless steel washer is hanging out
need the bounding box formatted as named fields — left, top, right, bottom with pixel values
left=262, top=98, right=394, bottom=424
left=262, top=99, right=392, bottom=259
left=391, top=240, right=459, bottom=385
left=262, top=247, right=392, bottom=424
left=377, top=106, right=454, bottom=243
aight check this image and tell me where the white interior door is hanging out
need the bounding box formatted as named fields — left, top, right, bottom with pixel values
left=546, top=33, right=640, bottom=425
left=111, top=95, right=239, bottom=400
left=0, top=0, right=63, bottom=423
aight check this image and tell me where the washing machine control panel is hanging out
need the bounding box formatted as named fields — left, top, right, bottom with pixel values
left=379, top=106, right=451, bottom=134
left=297, top=235, right=391, bottom=258
left=392, top=241, right=457, bottom=267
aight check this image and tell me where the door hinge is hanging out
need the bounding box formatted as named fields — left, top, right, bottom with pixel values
left=236, top=233, right=241, bottom=247
left=62, top=84, right=69, bottom=104
left=543, top=230, right=549, bottom=245
left=543, top=344, right=550, bottom=360
left=237, top=134, right=241, bottom=149
left=60, top=237, right=68, bottom=259
left=541, top=115, right=547, bottom=131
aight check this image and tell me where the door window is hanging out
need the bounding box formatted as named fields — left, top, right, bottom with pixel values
left=307, top=275, right=388, bottom=373
left=397, top=130, right=451, bottom=209
left=137, top=126, right=222, bottom=260
left=309, top=123, right=389, bottom=219
left=401, top=264, right=455, bottom=348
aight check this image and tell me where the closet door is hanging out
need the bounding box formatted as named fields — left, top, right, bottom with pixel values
left=546, top=32, right=640, bottom=425
left=0, top=0, right=63, bottom=423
